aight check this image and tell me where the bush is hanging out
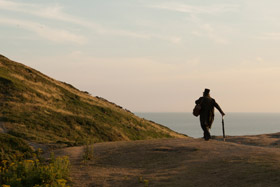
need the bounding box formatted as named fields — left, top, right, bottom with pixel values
left=0, top=133, right=33, bottom=161
left=0, top=152, right=70, bottom=187
left=82, top=140, right=94, bottom=163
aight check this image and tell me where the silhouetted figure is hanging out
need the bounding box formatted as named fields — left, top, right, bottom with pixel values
left=195, top=88, right=225, bottom=140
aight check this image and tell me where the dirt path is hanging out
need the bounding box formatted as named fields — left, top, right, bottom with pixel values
left=53, top=134, right=280, bottom=187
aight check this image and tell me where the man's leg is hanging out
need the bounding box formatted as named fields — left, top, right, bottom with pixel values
left=200, top=120, right=211, bottom=140
left=204, top=126, right=211, bottom=140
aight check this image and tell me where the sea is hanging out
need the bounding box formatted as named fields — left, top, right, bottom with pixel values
left=135, top=113, right=280, bottom=138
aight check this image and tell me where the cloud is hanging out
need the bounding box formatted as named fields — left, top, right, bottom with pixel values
left=193, top=24, right=229, bottom=44
left=188, top=15, right=229, bottom=44
left=0, top=18, right=86, bottom=44
left=0, top=0, right=149, bottom=39
left=0, top=0, right=69, bottom=21
left=0, top=0, right=101, bottom=31
left=0, top=0, right=184, bottom=44
left=148, top=2, right=238, bottom=44
left=258, top=33, right=280, bottom=40
left=256, top=56, right=264, bottom=63
left=150, top=2, right=238, bottom=15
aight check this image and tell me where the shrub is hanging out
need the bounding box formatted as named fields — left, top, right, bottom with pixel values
left=0, top=133, right=33, bottom=161
left=82, top=140, right=94, bottom=163
left=0, top=152, right=70, bottom=187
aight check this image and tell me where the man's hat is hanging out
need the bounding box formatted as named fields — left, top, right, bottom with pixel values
left=204, top=88, right=210, bottom=95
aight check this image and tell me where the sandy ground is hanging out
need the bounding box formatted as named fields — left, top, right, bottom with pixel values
left=52, top=133, right=280, bottom=187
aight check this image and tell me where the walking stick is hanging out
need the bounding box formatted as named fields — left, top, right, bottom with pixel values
left=222, top=116, right=226, bottom=141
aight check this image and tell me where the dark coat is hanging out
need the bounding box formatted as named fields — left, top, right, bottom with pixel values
left=195, top=96, right=224, bottom=128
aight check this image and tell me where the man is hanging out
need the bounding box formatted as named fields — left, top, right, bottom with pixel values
left=195, top=88, right=225, bottom=140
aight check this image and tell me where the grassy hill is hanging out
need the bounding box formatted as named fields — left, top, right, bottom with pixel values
left=0, top=55, right=185, bottom=150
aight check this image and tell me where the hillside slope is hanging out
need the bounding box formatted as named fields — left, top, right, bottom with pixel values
left=0, top=55, right=185, bottom=147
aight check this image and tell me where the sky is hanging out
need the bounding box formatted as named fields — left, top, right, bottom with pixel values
left=1, top=0, right=280, bottom=113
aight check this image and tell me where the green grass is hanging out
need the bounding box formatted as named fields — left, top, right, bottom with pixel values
left=0, top=133, right=33, bottom=161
